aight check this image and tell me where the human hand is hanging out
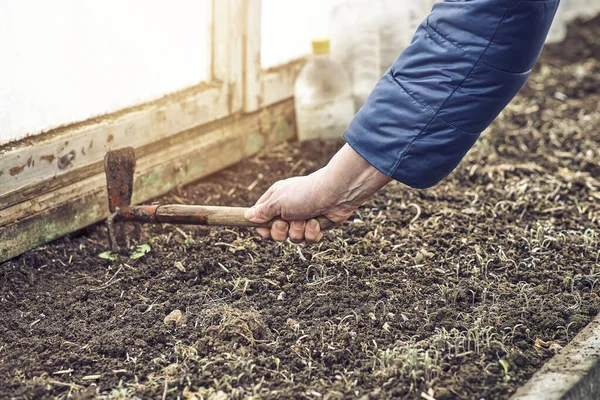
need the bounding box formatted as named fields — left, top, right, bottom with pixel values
left=244, top=144, right=391, bottom=243
left=244, top=169, right=357, bottom=243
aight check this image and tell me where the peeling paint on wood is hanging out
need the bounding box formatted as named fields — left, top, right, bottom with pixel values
left=9, top=164, right=26, bottom=176
left=40, top=154, right=55, bottom=164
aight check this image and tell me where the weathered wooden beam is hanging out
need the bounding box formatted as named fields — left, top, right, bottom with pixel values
left=241, top=0, right=304, bottom=112
left=0, top=83, right=230, bottom=211
left=262, top=59, right=305, bottom=107
left=0, top=99, right=296, bottom=263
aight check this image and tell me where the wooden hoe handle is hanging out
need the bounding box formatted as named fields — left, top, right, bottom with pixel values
left=115, top=204, right=336, bottom=230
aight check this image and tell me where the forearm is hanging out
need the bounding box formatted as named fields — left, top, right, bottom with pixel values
left=344, top=0, right=558, bottom=189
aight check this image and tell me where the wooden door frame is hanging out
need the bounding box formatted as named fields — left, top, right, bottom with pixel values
left=243, top=0, right=306, bottom=113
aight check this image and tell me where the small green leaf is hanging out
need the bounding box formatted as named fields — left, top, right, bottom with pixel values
left=98, top=251, right=117, bottom=261
left=130, top=244, right=151, bottom=260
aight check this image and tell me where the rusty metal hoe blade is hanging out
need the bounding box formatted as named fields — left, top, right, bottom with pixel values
left=104, top=147, right=136, bottom=252
left=104, top=147, right=136, bottom=213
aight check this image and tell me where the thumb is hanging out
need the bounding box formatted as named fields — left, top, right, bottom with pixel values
left=244, top=202, right=277, bottom=223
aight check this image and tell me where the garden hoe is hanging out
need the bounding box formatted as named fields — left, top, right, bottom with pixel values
left=104, top=147, right=334, bottom=251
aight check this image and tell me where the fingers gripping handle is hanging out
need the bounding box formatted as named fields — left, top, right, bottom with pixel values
left=150, top=205, right=335, bottom=230
left=304, top=215, right=336, bottom=231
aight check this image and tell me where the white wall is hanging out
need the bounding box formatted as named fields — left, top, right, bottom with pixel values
left=0, top=0, right=210, bottom=146
left=261, top=0, right=333, bottom=69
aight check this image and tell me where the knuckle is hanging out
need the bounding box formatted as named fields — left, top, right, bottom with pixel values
left=265, top=200, right=280, bottom=216
left=254, top=205, right=267, bottom=219
left=257, top=202, right=277, bottom=221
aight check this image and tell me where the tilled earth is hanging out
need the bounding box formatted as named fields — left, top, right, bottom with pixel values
left=2, top=16, right=600, bottom=400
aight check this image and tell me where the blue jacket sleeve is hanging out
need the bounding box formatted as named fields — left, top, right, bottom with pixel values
left=343, top=0, right=559, bottom=188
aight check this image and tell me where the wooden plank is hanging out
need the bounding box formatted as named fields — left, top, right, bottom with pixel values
left=0, top=83, right=230, bottom=210
left=262, top=59, right=305, bottom=107
left=0, top=98, right=292, bottom=227
left=0, top=99, right=296, bottom=263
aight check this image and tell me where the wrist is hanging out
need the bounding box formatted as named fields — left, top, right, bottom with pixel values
left=318, top=144, right=391, bottom=207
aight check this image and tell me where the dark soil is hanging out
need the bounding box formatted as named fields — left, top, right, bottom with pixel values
left=2, top=16, right=600, bottom=400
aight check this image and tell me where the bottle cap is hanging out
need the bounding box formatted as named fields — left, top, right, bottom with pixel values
left=312, top=38, right=330, bottom=55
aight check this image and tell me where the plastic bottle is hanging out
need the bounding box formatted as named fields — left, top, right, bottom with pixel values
left=330, top=0, right=382, bottom=110
left=294, top=38, right=355, bottom=142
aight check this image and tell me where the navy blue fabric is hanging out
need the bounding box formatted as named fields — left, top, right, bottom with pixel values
left=343, top=0, right=559, bottom=188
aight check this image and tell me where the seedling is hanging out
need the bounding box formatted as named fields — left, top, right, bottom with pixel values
left=98, top=251, right=118, bottom=261
left=130, top=244, right=151, bottom=260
